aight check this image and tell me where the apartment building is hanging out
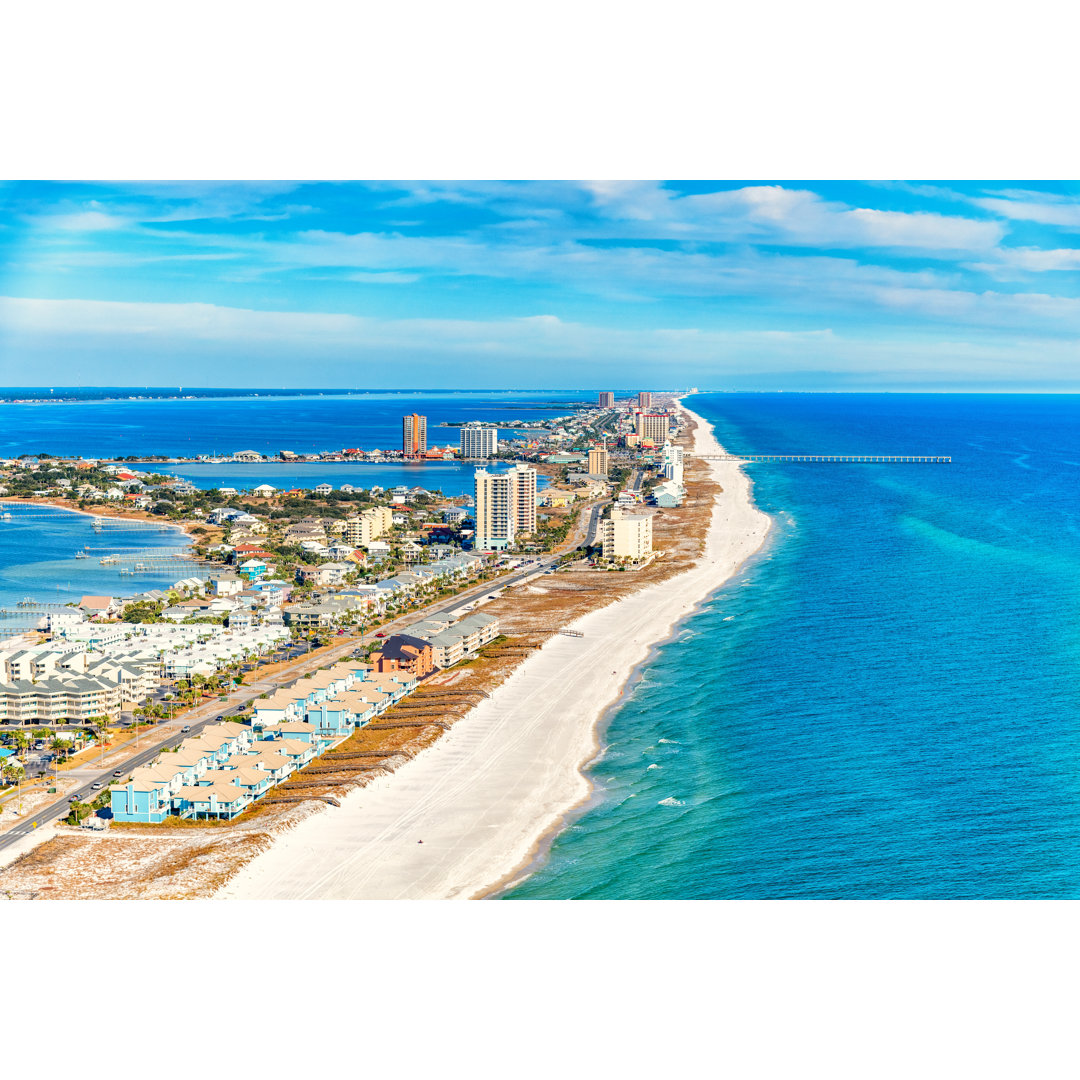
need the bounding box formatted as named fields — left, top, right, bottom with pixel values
left=403, top=612, right=500, bottom=668
left=0, top=676, right=124, bottom=723
left=369, top=634, right=434, bottom=677
left=635, top=412, right=670, bottom=445
left=473, top=468, right=514, bottom=551
left=637, top=391, right=652, bottom=409
left=403, top=413, right=427, bottom=456
left=473, top=464, right=537, bottom=550
left=511, top=463, right=537, bottom=536
left=661, top=441, right=684, bottom=486
left=460, top=421, right=498, bottom=459
left=598, top=392, right=615, bottom=408
left=588, top=447, right=610, bottom=475
left=601, top=506, right=654, bottom=561
left=343, top=505, right=393, bottom=547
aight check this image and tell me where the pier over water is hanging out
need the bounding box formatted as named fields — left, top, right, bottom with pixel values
left=694, top=454, right=951, bottom=463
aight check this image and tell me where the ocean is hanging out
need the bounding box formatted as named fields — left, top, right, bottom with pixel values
left=506, top=393, right=1080, bottom=899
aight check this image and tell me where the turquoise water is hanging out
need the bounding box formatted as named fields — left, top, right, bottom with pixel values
left=0, top=505, right=197, bottom=630
left=507, top=394, right=1080, bottom=899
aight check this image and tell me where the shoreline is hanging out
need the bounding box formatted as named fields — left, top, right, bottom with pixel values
left=219, top=401, right=772, bottom=900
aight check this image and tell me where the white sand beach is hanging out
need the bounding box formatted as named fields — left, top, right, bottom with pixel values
left=220, top=405, right=771, bottom=900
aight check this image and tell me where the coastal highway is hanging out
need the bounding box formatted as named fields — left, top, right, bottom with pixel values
left=0, top=498, right=605, bottom=855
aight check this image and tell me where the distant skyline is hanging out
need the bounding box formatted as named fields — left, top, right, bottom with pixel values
left=3, top=180, right=1080, bottom=391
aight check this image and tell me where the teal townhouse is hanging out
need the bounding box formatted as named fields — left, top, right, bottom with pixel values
left=251, top=736, right=318, bottom=770
left=173, top=782, right=253, bottom=820
left=201, top=766, right=273, bottom=800
left=109, top=721, right=256, bottom=822
left=107, top=660, right=423, bottom=824
left=109, top=778, right=172, bottom=823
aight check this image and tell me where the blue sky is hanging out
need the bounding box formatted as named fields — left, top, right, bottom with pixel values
left=2, top=180, right=1080, bottom=390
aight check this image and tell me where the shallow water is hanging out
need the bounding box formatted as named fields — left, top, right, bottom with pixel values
left=507, top=393, right=1080, bottom=898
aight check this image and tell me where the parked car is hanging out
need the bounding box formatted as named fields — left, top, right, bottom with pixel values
left=374, top=632, right=386, bottom=638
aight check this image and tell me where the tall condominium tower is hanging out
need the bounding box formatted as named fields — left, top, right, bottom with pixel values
left=460, top=421, right=498, bottom=459
left=588, top=446, right=610, bottom=475
left=473, top=463, right=537, bottom=550
left=635, top=412, right=669, bottom=444
left=510, top=463, right=537, bottom=536
left=473, top=468, right=514, bottom=550
left=598, top=391, right=615, bottom=408
left=402, top=413, right=427, bottom=456
left=637, top=391, right=652, bottom=409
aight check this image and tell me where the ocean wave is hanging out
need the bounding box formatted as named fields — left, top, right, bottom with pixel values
left=658, top=797, right=685, bottom=807
left=647, top=764, right=661, bottom=770
left=658, top=738, right=680, bottom=744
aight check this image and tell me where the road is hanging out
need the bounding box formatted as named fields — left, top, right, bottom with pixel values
left=0, top=501, right=602, bottom=854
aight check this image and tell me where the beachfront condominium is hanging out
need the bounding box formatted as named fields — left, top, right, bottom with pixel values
left=460, top=421, right=498, bottom=459
left=635, top=412, right=670, bottom=445
left=474, top=469, right=513, bottom=550
left=598, top=391, right=615, bottom=408
left=511, top=462, right=537, bottom=535
left=403, top=413, right=427, bottom=457
left=601, top=506, right=653, bottom=561
left=588, top=446, right=610, bottom=475
left=474, top=463, right=537, bottom=550
left=661, top=442, right=684, bottom=487
left=637, top=391, right=652, bottom=409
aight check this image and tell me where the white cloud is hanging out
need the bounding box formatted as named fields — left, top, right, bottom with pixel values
left=3, top=296, right=1080, bottom=388
left=31, top=210, right=129, bottom=232
left=971, top=191, right=1080, bottom=228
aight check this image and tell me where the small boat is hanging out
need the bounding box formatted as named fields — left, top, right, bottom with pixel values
left=1, top=512, right=11, bottom=520
left=74, top=551, right=88, bottom=559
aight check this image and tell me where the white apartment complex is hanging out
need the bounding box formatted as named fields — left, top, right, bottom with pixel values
left=661, top=441, right=684, bottom=486
left=601, top=506, right=654, bottom=561
left=460, top=421, right=498, bottom=459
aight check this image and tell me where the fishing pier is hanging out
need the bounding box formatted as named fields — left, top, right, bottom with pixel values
left=695, top=454, right=951, bottom=463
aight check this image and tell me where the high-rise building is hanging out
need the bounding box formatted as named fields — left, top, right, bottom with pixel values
left=588, top=447, right=610, bottom=475
left=601, top=506, right=653, bottom=561
left=598, top=391, right=615, bottom=408
left=473, top=468, right=514, bottom=551
left=635, top=412, right=669, bottom=445
left=510, top=463, right=536, bottom=536
left=661, top=441, right=684, bottom=487
left=460, top=421, right=498, bottom=459
left=343, top=505, right=394, bottom=547
left=637, top=391, right=652, bottom=409
left=402, top=413, right=427, bottom=457
left=473, top=463, right=537, bottom=550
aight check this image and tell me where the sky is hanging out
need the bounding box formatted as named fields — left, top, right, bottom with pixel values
left=2, top=180, right=1080, bottom=391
